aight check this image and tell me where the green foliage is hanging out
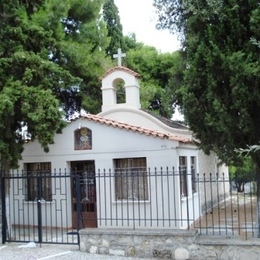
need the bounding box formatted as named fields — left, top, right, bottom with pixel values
left=154, top=0, right=260, bottom=166
left=229, top=157, right=256, bottom=192
left=52, top=0, right=109, bottom=115
left=124, top=33, right=139, bottom=50
left=103, top=0, right=126, bottom=57
left=125, top=46, right=184, bottom=118
left=0, top=0, right=109, bottom=168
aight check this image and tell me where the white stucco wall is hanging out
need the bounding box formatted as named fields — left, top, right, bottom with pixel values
left=16, top=118, right=187, bottom=229
left=20, top=118, right=180, bottom=171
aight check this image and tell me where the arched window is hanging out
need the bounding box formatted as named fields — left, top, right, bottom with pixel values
left=74, top=127, right=92, bottom=150
left=113, top=78, right=125, bottom=104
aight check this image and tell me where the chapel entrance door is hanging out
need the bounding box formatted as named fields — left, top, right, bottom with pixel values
left=71, top=160, right=97, bottom=228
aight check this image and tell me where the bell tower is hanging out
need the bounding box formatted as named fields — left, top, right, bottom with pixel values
left=100, top=49, right=141, bottom=113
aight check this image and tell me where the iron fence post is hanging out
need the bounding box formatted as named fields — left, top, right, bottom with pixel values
left=1, top=173, right=6, bottom=244
left=37, top=176, right=42, bottom=244
left=75, top=174, right=81, bottom=246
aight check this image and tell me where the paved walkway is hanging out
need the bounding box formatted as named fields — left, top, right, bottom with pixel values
left=0, top=243, right=149, bottom=260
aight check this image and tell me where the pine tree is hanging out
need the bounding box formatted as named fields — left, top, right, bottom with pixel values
left=125, top=45, right=183, bottom=118
left=154, top=0, right=260, bottom=164
left=154, top=0, right=260, bottom=235
left=0, top=0, right=107, bottom=168
left=103, top=0, right=126, bottom=58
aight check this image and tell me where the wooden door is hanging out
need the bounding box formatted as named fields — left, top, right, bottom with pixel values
left=71, top=161, right=97, bottom=228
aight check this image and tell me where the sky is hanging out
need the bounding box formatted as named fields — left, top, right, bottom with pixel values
left=113, top=0, right=184, bottom=120
left=113, top=0, right=181, bottom=53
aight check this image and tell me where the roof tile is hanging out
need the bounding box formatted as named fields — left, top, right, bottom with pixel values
left=100, top=66, right=140, bottom=80
left=79, top=114, right=191, bottom=143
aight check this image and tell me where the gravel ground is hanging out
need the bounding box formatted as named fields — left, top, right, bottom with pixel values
left=0, top=243, right=150, bottom=260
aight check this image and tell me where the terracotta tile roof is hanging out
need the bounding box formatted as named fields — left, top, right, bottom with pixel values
left=100, top=66, right=140, bottom=80
left=80, top=114, right=191, bottom=143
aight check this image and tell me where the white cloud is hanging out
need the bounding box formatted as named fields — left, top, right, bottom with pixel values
left=114, top=0, right=181, bottom=53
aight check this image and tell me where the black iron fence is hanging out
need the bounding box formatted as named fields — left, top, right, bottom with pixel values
left=1, top=170, right=81, bottom=245
left=94, top=169, right=257, bottom=239
left=1, top=169, right=258, bottom=244
left=193, top=173, right=257, bottom=239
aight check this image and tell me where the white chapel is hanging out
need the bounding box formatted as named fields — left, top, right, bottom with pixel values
left=11, top=49, right=228, bottom=231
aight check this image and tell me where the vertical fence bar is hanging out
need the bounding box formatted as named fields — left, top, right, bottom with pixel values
left=98, top=170, right=102, bottom=227
left=203, top=173, right=208, bottom=234
left=132, top=169, right=135, bottom=230
left=143, top=168, right=147, bottom=227
left=172, top=168, right=177, bottom=227
left=209, top=173, right=215, bottom=234
left=190, top=168, right=195, bottom=230
left=1, top=173, right=6, bottom=244
left=154, top=168, right=159, bottom=227
left=249, top=183, right=255, bottom=237
left=185, top=168, right=190, bottom=229
left=223, top=173, right=228, bottom=236
left=43, top=175, right=47, bottom=242
left=237, top=186, right=241, bottom=235
left=60, top=172, right=65, bottom=243
left=166, top=167, right=171, bottom=227
left=179, top=167, right=184, bottom=227
left=103, top=170, right=107, bottom=227
left=230, top=184, right=235, bottom=236
left=197, top=173, right=202, bottom=234
left=37, top=176, right=42, bottom=244
left=11, top=172, right=16, bottom=241
left=109, top=169, right=113, bottom=227
left=148, top=168, right=152, bottom=227
left=75, top=175, right=81, bottom=232
left=64, top=171, right=68, bottom=243
left=160, top=167, right=165, bottom=227
left=137, top=169, right=141, bottom=227
left=22, top=173, right=26, bottom=241
left=243, top=189, right=247, bottom=239
left=53, top=170, right=57, bottom=242
left=216, top=173, right=221, bottom=235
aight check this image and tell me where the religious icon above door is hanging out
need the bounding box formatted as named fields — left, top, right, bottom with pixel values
left=74, top=127, right=92, bottom=150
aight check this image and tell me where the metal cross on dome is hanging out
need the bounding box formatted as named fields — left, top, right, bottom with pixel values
left=113, top=48, right=126, bottom=66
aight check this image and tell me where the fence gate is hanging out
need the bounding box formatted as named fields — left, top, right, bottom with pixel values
left=1, top=172, right=82, bottom=245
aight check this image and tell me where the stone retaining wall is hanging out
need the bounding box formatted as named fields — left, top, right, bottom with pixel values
left=79, top=229, right=260, bottom=259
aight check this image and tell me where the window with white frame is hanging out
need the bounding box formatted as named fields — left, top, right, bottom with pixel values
left=179, top=156, right=187, bottom=197
left=25, top=162, right=52, bottom=201
left=114, top=158, right=148, bottom=201
left=191, top=156, right=197, bottom=193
